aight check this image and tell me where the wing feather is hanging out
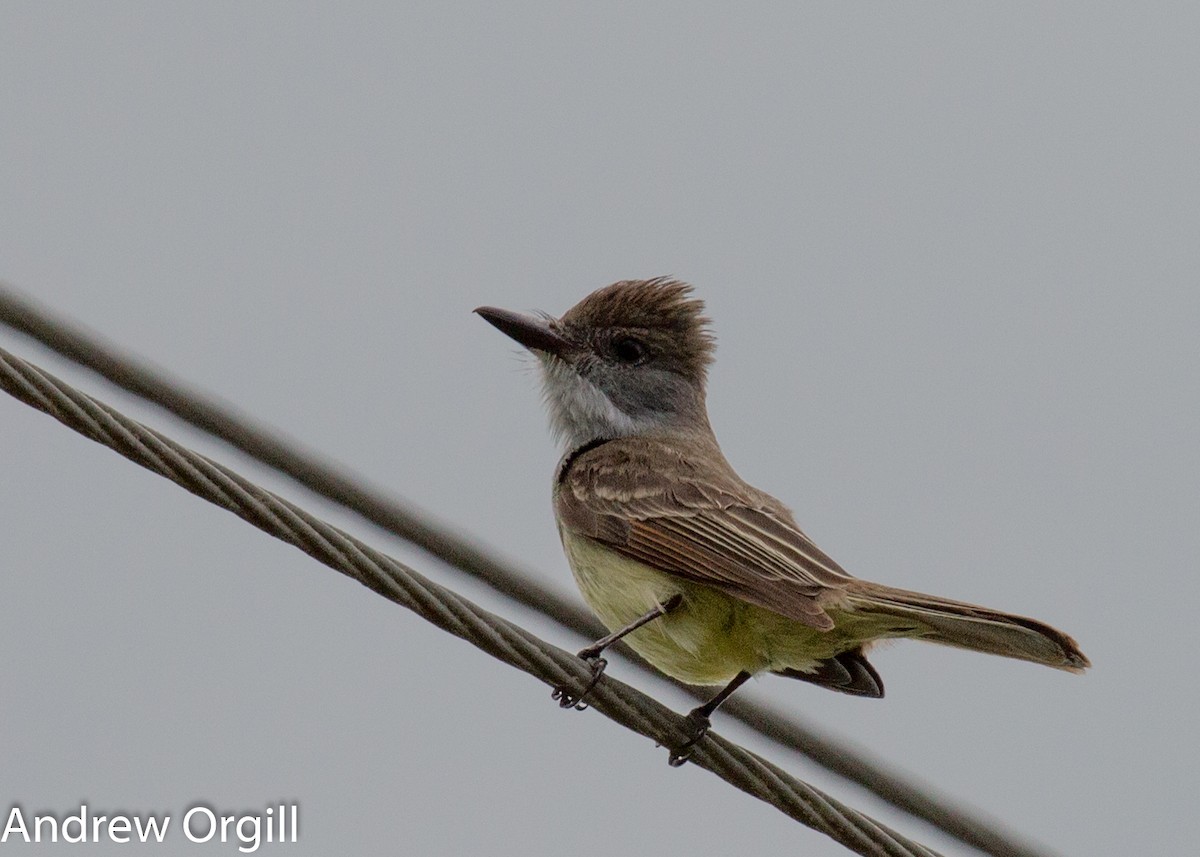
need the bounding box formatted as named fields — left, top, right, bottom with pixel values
left=556, top=436, right=853, bottom=629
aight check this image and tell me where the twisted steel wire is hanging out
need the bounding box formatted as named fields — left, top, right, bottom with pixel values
left=0, top=283, right=1058, bottom=857
left=0, top=343, right=944, bottom=857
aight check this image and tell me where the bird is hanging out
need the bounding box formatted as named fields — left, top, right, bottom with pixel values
left=476, top=277, right=1088, bottom=765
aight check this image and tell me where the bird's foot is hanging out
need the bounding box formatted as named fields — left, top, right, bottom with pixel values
left=667, top=710, right=712, bottom=767
left=551, top=654, right=607, bottom=711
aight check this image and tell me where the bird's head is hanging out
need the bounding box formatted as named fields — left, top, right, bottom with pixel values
left=476, top=277, right=715, bottom=448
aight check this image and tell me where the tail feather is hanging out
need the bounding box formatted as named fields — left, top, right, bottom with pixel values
left=776, top=649, right=885, bottom=698
left=846, top=582, right=1090, bottom=673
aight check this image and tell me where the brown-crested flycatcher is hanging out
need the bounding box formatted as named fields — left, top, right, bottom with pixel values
left=477, top=278, right=1088, bottom=765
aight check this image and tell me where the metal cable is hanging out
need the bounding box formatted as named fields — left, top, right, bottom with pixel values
left=0, top=343, right=944, bottom=857
left=0, top=283, right=1057, bottom=857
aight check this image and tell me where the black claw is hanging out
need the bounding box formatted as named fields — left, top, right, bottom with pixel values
left=667, top=711, right=711, bottom=767
left=550, top=685, right=585, bottom=710
left=551, top=656, right=607, bottom=711
left=666, top=749, right=691, bottom=767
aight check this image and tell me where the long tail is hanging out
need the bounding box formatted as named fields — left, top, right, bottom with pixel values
left=846, top=582, right=1090, bottom=672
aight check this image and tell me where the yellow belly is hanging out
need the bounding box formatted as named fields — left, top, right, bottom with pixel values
left=560, top=529, right=877, bottom=686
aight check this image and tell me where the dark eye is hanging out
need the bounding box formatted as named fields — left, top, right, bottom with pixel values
left=611, top=336, right=648, bottom=365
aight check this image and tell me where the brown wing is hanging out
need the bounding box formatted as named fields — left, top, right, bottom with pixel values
left=555, top=436, right=854, bottom=630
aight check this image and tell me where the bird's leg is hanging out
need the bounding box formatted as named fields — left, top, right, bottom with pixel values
left=552, top=594, right=683, bottom=710
left=667, top=670, right=752, bottom=767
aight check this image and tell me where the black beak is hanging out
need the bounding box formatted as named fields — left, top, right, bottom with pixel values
left=474, top=306, right=575, bottom=358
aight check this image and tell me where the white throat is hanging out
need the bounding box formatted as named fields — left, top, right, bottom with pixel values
left=538, top=357, right=646, bottom=449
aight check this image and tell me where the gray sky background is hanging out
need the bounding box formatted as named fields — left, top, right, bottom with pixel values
left=2, top=4, right=1197, bottom=856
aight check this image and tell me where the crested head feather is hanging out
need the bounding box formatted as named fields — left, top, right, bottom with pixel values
left=560, top=277, right=716, bottom=380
